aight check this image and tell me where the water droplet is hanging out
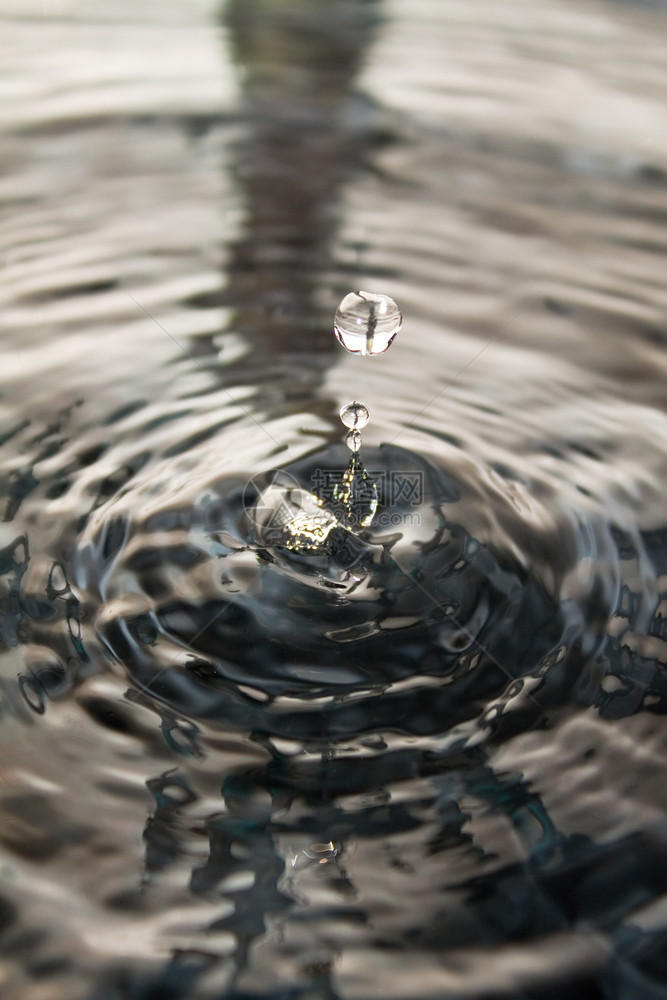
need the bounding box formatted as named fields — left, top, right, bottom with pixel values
left=334, top=291, right=402, bottom=356
left=340, top=401, right=369, bottom=429
left=345, top=429, right=362, bottom=452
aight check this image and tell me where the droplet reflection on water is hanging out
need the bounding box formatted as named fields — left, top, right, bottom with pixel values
left=251, top=477, right=339, bottom=553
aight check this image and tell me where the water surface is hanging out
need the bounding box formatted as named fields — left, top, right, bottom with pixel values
left=1, top=1, right=667, bottom=997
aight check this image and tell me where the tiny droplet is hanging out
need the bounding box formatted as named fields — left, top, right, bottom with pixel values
left=339, top=401, right=370, bottom=429
left=334, top=291, right=402, bottom=356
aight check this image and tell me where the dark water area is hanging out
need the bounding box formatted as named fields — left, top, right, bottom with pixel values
left=1, top=0, right=667, bottom=997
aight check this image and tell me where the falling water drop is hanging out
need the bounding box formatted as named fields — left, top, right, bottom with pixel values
left=340, top=401, right=370, bottom=430
left=334, top=291, right=402, bottom=356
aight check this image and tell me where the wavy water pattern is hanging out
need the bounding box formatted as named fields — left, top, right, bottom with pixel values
left=1, top=1, right=667, bottom=998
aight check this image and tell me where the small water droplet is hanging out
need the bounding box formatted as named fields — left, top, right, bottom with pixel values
left=345, top=429, right=362, bottom=452
left=334, top=290, right=402, bottom=356
left=340, top=401, right=370, bottom=429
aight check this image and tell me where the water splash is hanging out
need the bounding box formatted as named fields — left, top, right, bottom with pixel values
left=247, top=298, right=401, bottom=553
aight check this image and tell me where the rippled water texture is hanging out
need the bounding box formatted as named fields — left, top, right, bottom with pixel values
left=2, top=0, right=667, bottom=997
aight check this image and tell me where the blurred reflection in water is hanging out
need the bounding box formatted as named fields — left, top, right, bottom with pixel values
left=188, top=0, right=384, bottom=395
